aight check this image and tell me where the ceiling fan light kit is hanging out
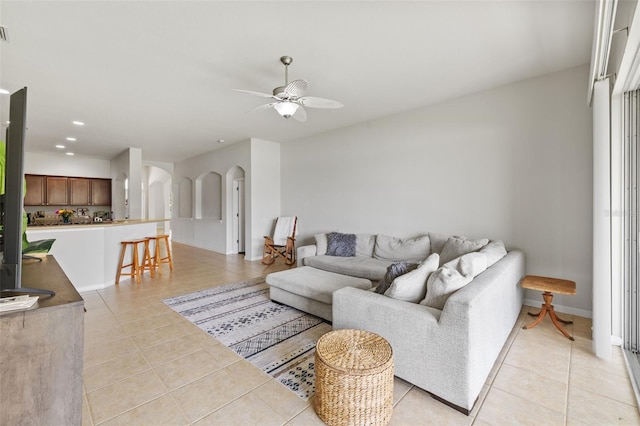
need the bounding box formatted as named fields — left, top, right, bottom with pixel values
left=235, top=55, right=343, bottom=122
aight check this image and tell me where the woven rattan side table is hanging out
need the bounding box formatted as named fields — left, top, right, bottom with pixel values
left=314, top=329, right=394, bottom=426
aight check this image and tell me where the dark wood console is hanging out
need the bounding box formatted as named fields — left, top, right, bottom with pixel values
left=0, top=256, right=84, bottom=424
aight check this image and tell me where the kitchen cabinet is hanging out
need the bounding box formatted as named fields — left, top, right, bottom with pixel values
left=45, top=176, right=68, bottom=206
left=24, top=174, right=45, bottom=206
left=25, top=174, right=111, bottom=207
left=69, top=178, right=90, bottom=206
left=90, top=178, right=111, bottom=206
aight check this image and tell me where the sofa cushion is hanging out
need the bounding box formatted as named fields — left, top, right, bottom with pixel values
left=304, top=255, right=393, bottom=281
left=326, top=232, right=356, bottom=257
left=384, top=253, right=439, bottom=303
left=355, top=234, right=376, bottom=257
left=315, top=233, right=328, bottom=255
left=428, top=232, right=449, bottom=254
left=420, top=266, right=473, bottom=310
left=439, top=236, right=489, bottom=265
left=375, top=261, right=418, bottom=295
left=479, top=240, right=507, bottom=268
left=266, top=266, right=372, bottom=305
left=373, top=234, right=431, bottom=263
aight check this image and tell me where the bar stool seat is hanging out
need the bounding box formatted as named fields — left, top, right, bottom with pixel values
left=116, top=239, right=153, bottom=284
left=147, top=234, right=173, bottom=275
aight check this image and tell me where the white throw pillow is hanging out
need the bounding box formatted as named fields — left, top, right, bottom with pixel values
left=314, top=233, right=328, bottom=255
left=457, top=252, right=488, bottom=277
left=439, top=236, right=489, bottom=265
left=384, top=253, right=439, bottom=303
left=479, top=240, right=507, bottom=268
left=420, top=266, right=473, bottom=310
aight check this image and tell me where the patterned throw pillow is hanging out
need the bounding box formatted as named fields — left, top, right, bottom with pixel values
left=326, top=232, right=357, bottom=257
left=375, top=261, right=418, bottom=294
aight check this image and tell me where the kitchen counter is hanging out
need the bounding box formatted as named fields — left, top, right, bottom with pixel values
left=26, top=220, right=169, bottom=292
left=28, top=218, right=169, bottom=229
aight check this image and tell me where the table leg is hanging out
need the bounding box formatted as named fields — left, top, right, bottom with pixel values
left=523, top=292, right=574, bottom=341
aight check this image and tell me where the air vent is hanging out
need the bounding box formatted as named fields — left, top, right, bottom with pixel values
left=0, top=26, right=8, bottom=42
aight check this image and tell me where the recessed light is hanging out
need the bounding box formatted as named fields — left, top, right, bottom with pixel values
left=0, top=88, right=9, bottom=95
left=66, top=152, right=74, bottom=156
left=66, top=137, right=76, bottom=141
left=72, top=121, right=84, bottom=126
left=218, top=139, right=225, bottom=143
left=55, top=145, right=65, bottom=149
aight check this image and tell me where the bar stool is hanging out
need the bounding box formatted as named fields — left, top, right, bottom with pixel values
left=115, top=238, right=153, bottom=284
left=147, top=234, right=173, bottom=275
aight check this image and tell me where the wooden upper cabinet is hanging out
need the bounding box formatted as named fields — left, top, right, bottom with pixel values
left=45, top=176, right=68, bottom=206
left=24, top=174, right=46, bottom=206
left=90, top=179, right=111, bottom=206
left=69, top=178, right=90, bottom=206
left=24, top=174, right=111, bottom=207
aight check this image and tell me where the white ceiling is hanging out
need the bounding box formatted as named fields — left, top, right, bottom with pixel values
left=0, top=1, right=595, bottom=163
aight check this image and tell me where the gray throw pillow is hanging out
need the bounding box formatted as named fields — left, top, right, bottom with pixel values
left=326, top=232, right=357, bottom=257
left=375, top=261, right=418, bottom=294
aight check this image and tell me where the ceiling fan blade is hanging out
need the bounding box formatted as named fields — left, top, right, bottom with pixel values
left=247, top=103, right=276, bottom=114
left=284, top=79, right=308, bottom=97
left=233, top=89, right=275, bottom=99
left=292, top=105, right=307, bottom=122
left=298, top=96, right=344, bottom=109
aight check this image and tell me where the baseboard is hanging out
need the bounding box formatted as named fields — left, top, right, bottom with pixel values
left=78, top=281, right=110, bottom=293
left=611, top=335, right=623, bottom=346
left=523, top=298, right=592, bottom=319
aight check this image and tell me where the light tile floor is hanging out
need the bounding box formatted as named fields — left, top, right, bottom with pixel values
left=81, top=242, right=640, bottom=425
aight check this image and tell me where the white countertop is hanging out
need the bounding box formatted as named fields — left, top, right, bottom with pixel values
left=28, top=218, right=170, bottom=231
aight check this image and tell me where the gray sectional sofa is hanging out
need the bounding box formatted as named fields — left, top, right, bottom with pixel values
left=294, top=232, right=525, bottom=414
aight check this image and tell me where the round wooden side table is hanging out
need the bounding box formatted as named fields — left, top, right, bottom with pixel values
left=314, top=329, right=394, bottom=426
left=521, top=275, right=576, bottom=340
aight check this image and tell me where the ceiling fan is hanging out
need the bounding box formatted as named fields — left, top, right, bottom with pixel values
left=234, top=56, right=343, bottom=122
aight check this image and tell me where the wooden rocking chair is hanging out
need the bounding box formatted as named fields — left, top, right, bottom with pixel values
left=262, top=216, right=297, bottom=265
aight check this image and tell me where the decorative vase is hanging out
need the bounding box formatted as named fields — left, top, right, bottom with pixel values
left=63, top=216, right=69, bottom=223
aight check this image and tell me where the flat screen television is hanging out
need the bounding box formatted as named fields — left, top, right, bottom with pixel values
left=0, top=87, right=54, bottom=296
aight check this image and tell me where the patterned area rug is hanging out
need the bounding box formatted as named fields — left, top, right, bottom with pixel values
left=162, top=277, right=332, bottom=400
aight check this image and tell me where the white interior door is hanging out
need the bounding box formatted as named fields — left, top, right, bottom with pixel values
left=232, top=179, right=245, bottom=253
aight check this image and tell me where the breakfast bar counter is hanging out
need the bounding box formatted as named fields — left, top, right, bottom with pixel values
left=26, top=219, right=169, bottom=293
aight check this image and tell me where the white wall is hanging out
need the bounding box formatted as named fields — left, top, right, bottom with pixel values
left=172, top=140, right=251, bottom=254
left=25, top=152, right=110, bottom=177
left=128, top=147, right=142, bottom=219
left=250, top=138, right=281, bottom=259
left=172, top=138, right=281, bottom=260
left=110, top=148, right=142, bottom=220
left=282, top=65, right=593, bottom=316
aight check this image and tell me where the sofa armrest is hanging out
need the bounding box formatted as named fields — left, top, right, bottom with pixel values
left=296, top=244, right=317, bottom=267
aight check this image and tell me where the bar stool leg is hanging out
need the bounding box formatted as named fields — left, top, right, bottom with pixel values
left=163, top=235, right=173, bottom=271
left=139, top=238, right=155, bottom=278
left=115, top=242, right=127, bottom=285
left=150, top=237, right=162, bottom=276
left=132, top=243, right=141, bottom=284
